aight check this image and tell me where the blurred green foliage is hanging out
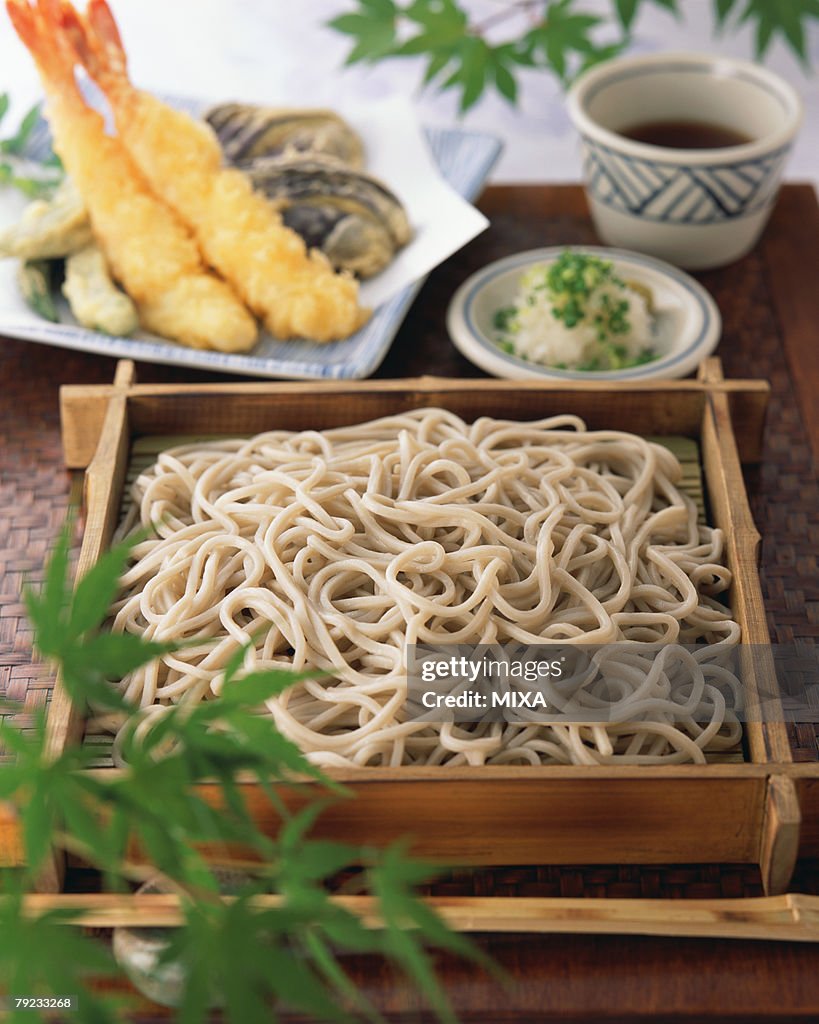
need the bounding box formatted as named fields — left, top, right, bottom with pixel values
left=328, top=0, right=818, bottom=111
left=0, top=524, right=491, bottom=1022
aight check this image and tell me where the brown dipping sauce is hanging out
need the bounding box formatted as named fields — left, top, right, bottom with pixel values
left=618, top=119, right=753, bottom=149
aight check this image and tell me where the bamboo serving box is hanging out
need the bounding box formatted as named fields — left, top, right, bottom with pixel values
left=11, top=354, right=819, bottom=929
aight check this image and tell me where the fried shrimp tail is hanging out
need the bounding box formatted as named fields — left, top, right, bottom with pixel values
left=66, top=0, right=369, bottom=343
left=6, top=0, right=258, bottom=352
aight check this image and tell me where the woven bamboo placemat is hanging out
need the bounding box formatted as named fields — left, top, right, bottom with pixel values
left=2, top=183, right=819, bottom=899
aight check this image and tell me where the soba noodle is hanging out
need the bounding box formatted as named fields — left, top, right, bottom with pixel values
left=109, top=409, right=742, bottom=766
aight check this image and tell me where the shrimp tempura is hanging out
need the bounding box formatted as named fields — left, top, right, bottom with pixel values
left=65, top=0, right=370, bottom=343
left=7, top=0, right=258, bottom=353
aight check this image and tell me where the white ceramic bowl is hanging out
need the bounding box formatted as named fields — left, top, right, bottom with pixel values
left=446, top=247, right=721, bottom=381
left=567, top=52, right=803, bottom=269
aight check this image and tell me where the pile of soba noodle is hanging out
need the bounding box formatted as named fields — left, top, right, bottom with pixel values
left=109, top=409, right=742, bottom=766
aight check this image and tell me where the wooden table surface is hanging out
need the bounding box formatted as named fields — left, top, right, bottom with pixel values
left=4, top=183, right=819, bottom=1021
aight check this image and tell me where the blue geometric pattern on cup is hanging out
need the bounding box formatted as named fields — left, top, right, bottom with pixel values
left=582, top=136, right=792, bottom=224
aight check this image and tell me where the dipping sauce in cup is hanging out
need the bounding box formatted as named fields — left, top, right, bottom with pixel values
left=567, top=52, right=803, bottom=269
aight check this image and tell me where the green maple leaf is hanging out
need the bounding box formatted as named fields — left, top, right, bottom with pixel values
left=713, top=0, right=740, bottom=24
left=489, top=43, right=521, bottom=104
left=24, top=523, right=177, bottom=712
left=613, top=0, right=678, bottom=30
left=442, top=36, right=491, bottom=112
left=394, top=0, right=470, bottom=99
left=402, top=0, right=467, bottom=42
left=327, top=0, right=398, bottom=65
left=739, top=0, right=819, bottom=61
left=523, top=0, right=606, bottom=84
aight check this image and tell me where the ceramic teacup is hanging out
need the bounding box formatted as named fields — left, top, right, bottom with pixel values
left=567, top=52, right=803, bottom=269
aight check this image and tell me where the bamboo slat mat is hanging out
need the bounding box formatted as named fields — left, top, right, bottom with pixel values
left=2, top=183, right=819, bottom=902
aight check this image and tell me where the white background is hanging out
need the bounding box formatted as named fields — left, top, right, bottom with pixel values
left=1, top=0, right=817, bottom=185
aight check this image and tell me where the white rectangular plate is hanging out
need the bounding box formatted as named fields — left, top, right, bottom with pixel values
left=0, top=95, right=501, bottom=379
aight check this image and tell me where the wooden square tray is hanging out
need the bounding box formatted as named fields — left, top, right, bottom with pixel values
left=12, top=356, right=819, bottom=906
